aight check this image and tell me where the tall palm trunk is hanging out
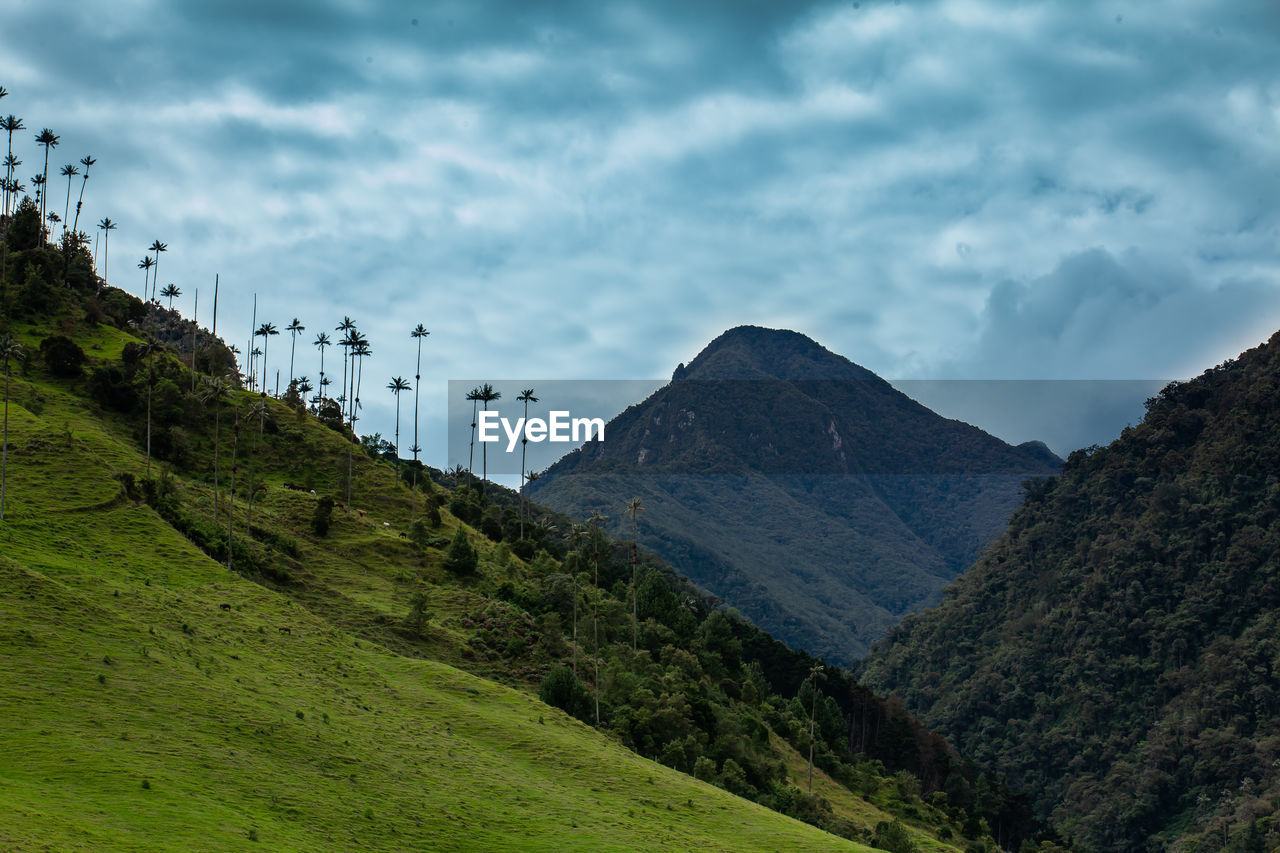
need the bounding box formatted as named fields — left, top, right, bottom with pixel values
left=212, top=384, right=221, bottom=523
left=1, top=351, right=10, bottom=520
left=226, top=406, right=239, bottom=572
left=145, top=348, right=154, bottom=477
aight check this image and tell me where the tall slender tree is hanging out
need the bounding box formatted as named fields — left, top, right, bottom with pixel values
left=1, top=335, right=25, bottom=521
left=160, top=283, right=180, bottom=310
left=139, top=336, right=165, bottom=478
left=285, top=318, right=304, bottom=390
left=255, top=322, right=278, bottom=398
left=97, top=218, right=115, bottom=284
left=587, top=511, right=607, bottom=724
left=346, top=337, right=371, bottom=513
left=806, top=664, right=825, bottom=794
left=335, top=316, right=355, bottom=422
left=296, top=377, right=312, bottom=407
left=568, top=521, right=585, bottom=676
left=34, top=128, right=58, bottom=229
left=71, top=154, right=94, bottom=237
left=627, top=496, right=645, bottom=652
left=226, top=395, right=241, bottom=572
left=478, top=383, right=501, bottom=486
left=137, top=256, right=154, bottom=302
left=198, top=374, right=232, bottom=523
left=387, top=376, right=410, bottom=459
left=2, top=151, right=19, bottom=217
left=313, top=332, right=330, bottom=401
left=59, top=163, right=78, bottom=233
left=517, top=388, right=539, bottom=537
left=465, top=386, right=482, bottom=478
left=410, top=324, right=429, bottom=520
left=1, top=115, right=23, bottom=216
left=148, top=240, right=167, bottom=302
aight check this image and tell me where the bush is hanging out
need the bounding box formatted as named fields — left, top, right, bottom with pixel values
left=872, top=820, right=916, bottom=853
left=443, top=527, right=478, bottom=574
left=89, top=365, right=139, bottom=412
left=312, top=496, right=334, bottom=537
left=39, top=335, right=87, bottom=378
left=538, top=665, right=593, bottom=723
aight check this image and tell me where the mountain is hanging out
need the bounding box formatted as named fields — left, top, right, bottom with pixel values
left=0, top=227, right=1028, bottom=849
left=530, top=326, right=1060, bottom=663
left=859, top=332, right=1280, bottom=851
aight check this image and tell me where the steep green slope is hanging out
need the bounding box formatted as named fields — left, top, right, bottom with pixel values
left=531, top=325, right=1059, bottom=663
left=861, top=332, right=1280, bottom=851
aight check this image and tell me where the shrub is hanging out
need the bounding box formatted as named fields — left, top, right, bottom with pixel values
left=312, top=496, right=334, bottom=537
left=39, top=335, right=87, bottom=378
left=872, top=820, right=916, bottom=853
left=443, top=528, right=478, bottom=575
left=538, top=666, right=592, bottom=723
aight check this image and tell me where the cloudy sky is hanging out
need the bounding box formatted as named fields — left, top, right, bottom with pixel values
left=3, top=0, right=1278, bottom=465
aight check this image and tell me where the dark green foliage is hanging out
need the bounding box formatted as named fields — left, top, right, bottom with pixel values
left=862, top=331, right=1280, bottom=852
left=89, top=365, right=138, bottom=412
left=443, top=527, right=478, bottom=575
left=406, top=591, right=430, bottom=635
left=38, top=335, right=87, bottom=378
left=311, top=496, right=334, bottom=537
left=5, top=197, right=44, bottom=251
left=872, top=820, right=916, bottom=853
left=538, top=665, right=592, bottom=723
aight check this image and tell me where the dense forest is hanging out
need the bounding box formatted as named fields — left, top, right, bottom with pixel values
left=861, top=331, right=1280, bottom=851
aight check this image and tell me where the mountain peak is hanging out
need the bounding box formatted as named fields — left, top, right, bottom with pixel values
left=678, top=326, right=881, bottom=382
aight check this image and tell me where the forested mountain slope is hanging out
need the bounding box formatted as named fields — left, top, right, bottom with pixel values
left=861, top=332, right=1280, bottom=851
left=532, top=325, right=1059, bottom=663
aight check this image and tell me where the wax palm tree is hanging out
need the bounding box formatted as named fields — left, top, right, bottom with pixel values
left=410, top=324, right=429, bottom=519
left=335, top=316, right=355, bottom=422
left=478, top=383, right=501, bottom=485
left=244, top=399, right=267, bottom=536
left=46, top=212, right=59, bottom=235
left=626, top=496, right=645, bottom=652
left=30, top=172, right=44, bottom=213
left=805, top=664, right=826, bottom=793
left=1, top=115, right=23, bottom=216
left=1, top=335, right=25, bottom=521
left=313, top=331, right=330, bottom=401
left=97, top=217, right=115, bottom=284
left=34, top=128, right=58, bottom=227
left=226, top=395, right=242, bottom=571
left=254, top=322, right=278, bottom=398
left=296, top=377, right=312, bottom=407
left=387, top=376, right=410, bottom=459
left=2, top=152, right=19, bottom=217
left=70, top=154, right=94, bottom=236
left=285, top=318, right=304, bottom=390
left=148, top=240, right=167, bottom=301
left=138, top=256, right=154, bottom=301
left=59, top=163, right=78, bottom=233
left=345, top=337, right=371, bottom=513
left=517, top=388, right=539, bottom=537
left=567, top=519, right=584, bottom=675
left=247, top=347, right=262, bottom=392
left=587, top=510, right=607, bottom=724
left=160, top=283, right=180, bottom=310
left=198, top=374, right=233, bottom=523
left=138, top=336, right=166, bottom=478
left=465, top=386, right=482, bottom=477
